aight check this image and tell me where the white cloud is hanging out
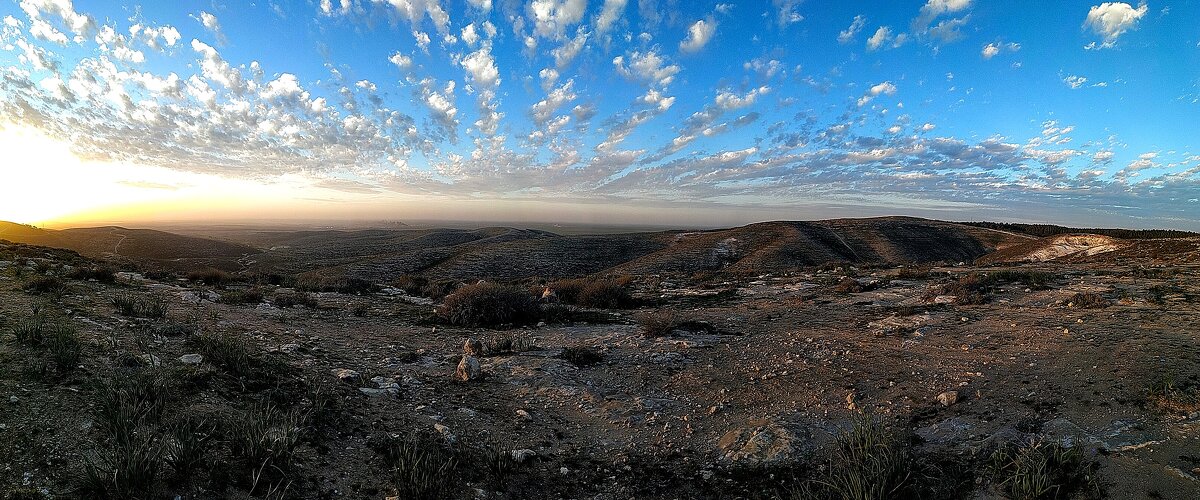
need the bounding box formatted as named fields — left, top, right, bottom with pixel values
left=19, top=0, right=95, bottom=43
left=680, top=19, right=716, bottom=53
left=461, top=23, right=479, bottom=46
left=915, top=0, right=972, bottom=29
left=858, top=81, right=898, bottom=107
left=529, top=0, right=587, bottom=39
left=466, top=0, right=492, bottom=12
left=531, top=80, right=576, bottom=123
left=321, top=0, right=451, bottom=34
left=838, top=15, right=867, bottom=44
left=1084, top=2, right=1148, bottom=48
left=982, top=43, right=1000, bottom=59
left=772, top=0, right=804, bottom=26
left=551, top=29, right=589, bottom=68
left=867, top=26, right=892, bottom=51
left=613, top=51, right=680, bottom=88
left=595, top=0, right=628, bottom=34
left=389, top=52, right=413, bottom=70
left=196, top=11, right=227, bottom=45
left=1064, top=75, right=1088, bottom=89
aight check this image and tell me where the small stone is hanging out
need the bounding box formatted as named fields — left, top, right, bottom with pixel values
left=9, top=396, right=17, bottom=404
left=331, top=368, right=361, bottom=383
left=516, top=409, right=533, bottom=421
left=937, top=391, right=959, bottom=407
left=463, top=339, right=484, bottom=356
left=559, top=467, right=570, bottom=475
left=456, top=355, right=482, bottom=381
left=510, top=449, right=536, bottom=463
left=699, top=470, right=714, bottom=480
left=434, top=423, right=456, bottom=443
left=178, top=354, right=203, bottom=364
left=279, top=343, right=301, bottom=354
left=140, top=354, right=162, bottom=367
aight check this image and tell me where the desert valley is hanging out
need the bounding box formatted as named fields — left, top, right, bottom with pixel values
left=1, top=217, right=1198, bottom=499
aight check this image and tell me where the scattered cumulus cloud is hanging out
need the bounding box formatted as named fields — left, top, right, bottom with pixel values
left=1084, top=2, right=1148, bottom=49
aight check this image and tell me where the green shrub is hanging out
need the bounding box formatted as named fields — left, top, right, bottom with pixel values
left=986, top=439, right=1099, bottom=500
left=47, top=326, right=82, bottom=374
left=78, top=432, right=165, bottom=499
left=792, top=414, right=913, bottom=500
left=111, top=294, right=167, bottom=318
left=165, top=414, right=216, bottom=478
left=437, top=282, right=540, bottom=327
left=381, top=433, right=459, bottom=499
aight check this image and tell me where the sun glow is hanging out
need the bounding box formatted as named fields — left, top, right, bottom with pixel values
left=0, top=125, right=322, bottom=227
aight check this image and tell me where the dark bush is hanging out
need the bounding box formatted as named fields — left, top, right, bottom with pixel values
left=186, top=268, right=234, bottom=287
left=273, top=291, right=318, bottom=309
left=70, top=265, right=117, bottom=283
left=1067, top=292, right=1110, bottom=309
left=219, top=288, right=265, bottom=305
left=437, top=282, right=540, bottom=327
left=23, top=276, right=65, bottom=295
left=545, top=277, right=635, bottom=308
left=395, top=275, right=459, bottom=299
left=560, top=346, right=604, bottom=367
left=833, top=277, right=868, bottom=294
left=576, top=279, right=635, bottom=308
left=636, top=310, right=680, bottom=337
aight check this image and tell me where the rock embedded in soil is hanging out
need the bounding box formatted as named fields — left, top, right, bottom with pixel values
left=331, top=368, right=361, bottom=383
left=178, top=354, right=203, bottom=364
left=937, top=390, right=959, bottom=406
left=456, top=355, right=482, bottom=381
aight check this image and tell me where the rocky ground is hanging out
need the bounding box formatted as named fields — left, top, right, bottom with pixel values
left=1, top=239, right=1198, bottom=499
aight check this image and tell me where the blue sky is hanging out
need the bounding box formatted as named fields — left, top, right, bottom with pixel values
left=1, top=0, right=1198, bottom=229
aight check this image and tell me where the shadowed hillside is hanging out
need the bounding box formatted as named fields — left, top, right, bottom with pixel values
left=0, top=222, right=257, bottom=268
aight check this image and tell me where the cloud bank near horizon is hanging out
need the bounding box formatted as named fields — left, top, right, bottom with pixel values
left=1, top=0, right=1198, bottom=228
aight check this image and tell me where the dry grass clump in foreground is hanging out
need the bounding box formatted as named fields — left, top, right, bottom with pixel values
left=437, top=282, right=540, bottom=327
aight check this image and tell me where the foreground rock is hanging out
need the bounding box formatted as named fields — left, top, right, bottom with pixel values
left=456, top=355, right=482, bottom=381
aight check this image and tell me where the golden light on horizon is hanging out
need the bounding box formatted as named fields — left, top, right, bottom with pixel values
left=0, top=125, right=337, bottom=227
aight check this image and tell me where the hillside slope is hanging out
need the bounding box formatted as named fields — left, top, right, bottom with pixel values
left=0, top=222, right=258, bottom=266
left=243, top=217, right=1034, bottom=282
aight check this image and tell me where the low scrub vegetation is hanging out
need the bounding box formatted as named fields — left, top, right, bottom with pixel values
left=69, top=265, right=117, bottom=283
left=1067, top=292, right=1110, bottom=309
left=1146, top=378, right=1200, bottom=416
left=926, top=270, right=1056, bottom=305
left=219, top=288, right=265, bottom=305
left=186, top=268, right=235, bottom=287
left=394, top=274, right=460, bottom=299
left=11, top=314, right=81, bottom=377
left=636, top=310, right=680, bottom=337
left=112, top=294, right=168, bottom=318
left=985, top=439, right=1100, bottom=500
left=559, top=346, right=604, bottom=367
left=23, top=276, right=66, bottom=295
left=790, top=414, right=915, bottom=499
left=437, top=282, right=540, bottom=327
left=544, top=276, right=636, bottom=308
left=272, top=291, right=318, bottom=309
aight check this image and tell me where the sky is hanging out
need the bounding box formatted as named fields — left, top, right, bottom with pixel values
left=0, top=0, right=1198, bottom=230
